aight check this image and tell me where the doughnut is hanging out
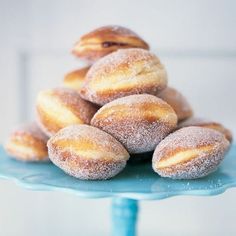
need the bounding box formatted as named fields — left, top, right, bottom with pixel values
left=157, top=87, right=193, bottom=121
left=47, top=124, right=130, bottom=180
left=152, top=126, right=230, bottom=179
left=91, top=94, right=177, bottom=154
left=5, top=122, right=49, bottom=162
left=36, top=88, right=97, bottom=136
left=72, top=25, right=149, bottom=62
left=63, top=66, right=90, bottom=92
left=80, top=48, right=168, bottom=105
left=178, top=117, right=233, bottom=143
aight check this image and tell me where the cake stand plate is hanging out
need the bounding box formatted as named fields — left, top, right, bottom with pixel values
left=0, top=145, right=236, bottom=236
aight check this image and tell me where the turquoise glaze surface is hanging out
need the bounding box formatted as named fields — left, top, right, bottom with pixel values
left=0, top=145, right=236, bottom=200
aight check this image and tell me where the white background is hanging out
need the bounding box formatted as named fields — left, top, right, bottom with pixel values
left=0, top=0, right=236, bottom=235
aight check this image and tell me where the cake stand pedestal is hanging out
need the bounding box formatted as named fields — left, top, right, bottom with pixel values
left=112, top=198, right=138, bottom=236
left=0, top=146, right=236, bottom=236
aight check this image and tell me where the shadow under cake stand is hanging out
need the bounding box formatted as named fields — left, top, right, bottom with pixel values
left=0, top=145, right=236, bottom=236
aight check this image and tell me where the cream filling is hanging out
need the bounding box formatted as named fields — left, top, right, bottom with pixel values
left=89, top=64, right=167, bottom=92
left=54, top=139, right=129, bottom=161
left=156, top=146, right=211, bottom=169
left=62, top=147, right=129, bottom=161
left=96, top=105, right=177, bottom=123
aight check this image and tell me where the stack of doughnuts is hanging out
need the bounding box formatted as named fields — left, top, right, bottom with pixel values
left=5, top=25, right=232, bottom=180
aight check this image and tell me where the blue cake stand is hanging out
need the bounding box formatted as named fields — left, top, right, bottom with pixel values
left=0, top=145, right=236, bottom=236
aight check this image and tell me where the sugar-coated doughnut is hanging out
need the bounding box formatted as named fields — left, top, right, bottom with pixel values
left=47, top=124, right=130, bottom=180
left=91, top=94, right=177, bottom=154
left=80, top=48, right=168, bottom=105
left=178, top=117, right=233, bottom=143
left=72, top=25, right=149, bottom=62
left=63, top=66, right=90, bottom=92
left=36, top=88, right=97, bottom=137
left=152, top=126, right=230, bottom=179
left=157, top=87, right=193, bottom=121
left=5, top=122, right=49, bottom=162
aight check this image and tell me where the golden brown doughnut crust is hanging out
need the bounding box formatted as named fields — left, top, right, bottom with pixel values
left=91, top=94, right=177, bottom=154
left=152, top=126, right=230, bottom=179
left=72, top=25, right=149, bottom=62
left=178, top=117, right=233, bottom=142
left=80, top=48, right=168, bottom=105
left=5, top=122, right=49, bottom=162
left=47, top=124, right=130, bottom=180
left=157, top=87, right=193, bottom=122
left=36, top=88, right=97, bottom=137
left=63, top=66, right=90, bottom=92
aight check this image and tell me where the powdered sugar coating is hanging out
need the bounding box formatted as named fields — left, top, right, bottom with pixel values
left=157, top=87, right=193, bottom=121
left=36, top=88, right=97, bottom=136
left=152, top=126, right=230, bottom=179
left=91, top=94, right=177, bottom=154
left=80, top=48, right=167, bottom=105
left=47, top=125, right=129, bottom=180
left=178, top=117, right=233, bottom=142
left=48, top=152, right=126, bottom=180
left=86, top=48, right=158, bottom=76
left=50, top=88, right=97, bottom=124
left=92, top=92, right=169, bottom=109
